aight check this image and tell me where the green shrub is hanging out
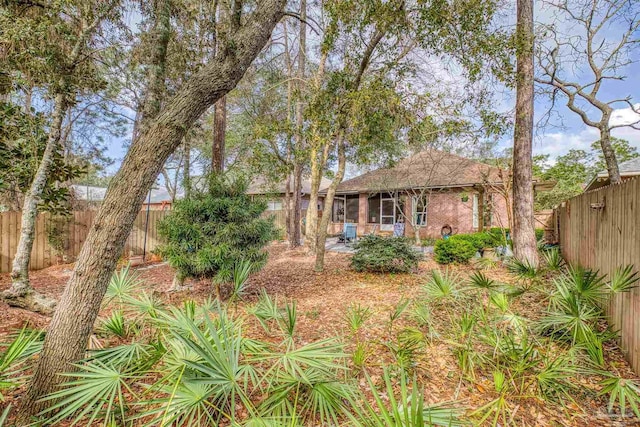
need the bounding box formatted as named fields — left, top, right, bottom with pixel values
left=442, top=232, right=498, bottom=253
left=434, top=238, right=476, bottom=264
left=535, top=228, right=545, bottom=241
left=351, top=235, right=421, bottom=273
left=421, top=237, right=438, bottom=247
left=487, top=227, right=510, bottom=246
left=156, top=175, right=277, bottom=286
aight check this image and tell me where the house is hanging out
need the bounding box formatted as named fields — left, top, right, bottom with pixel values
left=584, top=158, right=640, bottom=191
left=246, top=175, right=332, bottom=211
left=71, top=184, right=175, bottom=210
left=322, top=150, right=550, bottom=239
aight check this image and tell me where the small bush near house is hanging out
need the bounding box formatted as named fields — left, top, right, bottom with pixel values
left=421, top=237, right=438, bottom=247
left=488, top=227, right=510, bottom=245
left=434, top=237, right=477, bottom=264
left=351, top=235, right=421, bottom=273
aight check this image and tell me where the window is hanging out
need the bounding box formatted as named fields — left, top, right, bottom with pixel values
left=332, top=197, right=345, bottom=222
left=473, top=193, right=493, bottom=228
left=267, top=200, right=283, bottom=211
left=412, top=196, right=428, bottom=226
left=345, top=195, right=359, bottom=223
left=333, top=195, right=359, bottom=223
left=367, top=194, right=381, bottom=223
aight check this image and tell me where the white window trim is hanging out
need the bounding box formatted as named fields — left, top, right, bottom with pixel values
left=472, top=194, right=479, bottom=228
left=412, top=196, right=427, bottom=226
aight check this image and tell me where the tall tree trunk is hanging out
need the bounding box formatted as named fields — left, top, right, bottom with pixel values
left=284, top=173, right=292, bottom=238
left=305, top=143, right=329, bottom=254
left=1, top=93, right=66, bottom=315
left=512, top=0, right=538, bottom=267
left=17, top=3, right=286, bottom=419
left=315, top=135, right=346, bottom=272
left=290, top=165, right=302, bottom=247
left=304, top=146, right=320, bottom=252
left=288, top=0, right=306, bottom=248
left=598, top=122, right=621, bottom=184
left=212, top=95, right=226, bottom=172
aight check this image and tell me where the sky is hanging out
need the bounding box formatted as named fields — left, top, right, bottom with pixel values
left=101, top=0, right=640, bottom=176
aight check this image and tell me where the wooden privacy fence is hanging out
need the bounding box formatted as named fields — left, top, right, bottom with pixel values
left=556, top=177, right=640, bottom=371
left=0, top=210, right=170, bottom=274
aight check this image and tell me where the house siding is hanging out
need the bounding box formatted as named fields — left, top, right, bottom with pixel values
left=327, top=188, right=511, bottom=238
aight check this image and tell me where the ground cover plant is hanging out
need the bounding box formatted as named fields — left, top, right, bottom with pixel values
left=0, top=243, right=639, bottom=426
left=351, top=235, right=422, bottom=273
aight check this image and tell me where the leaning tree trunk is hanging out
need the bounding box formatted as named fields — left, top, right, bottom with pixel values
left=315, top=135, right=346, bottom=272
left=17, top=3, right=286, bottom=419
left=512, top=0, right=538, bottom=267
left=598, top=123, right=622, bottom=184
left=1, top=93, right=67, bottom=315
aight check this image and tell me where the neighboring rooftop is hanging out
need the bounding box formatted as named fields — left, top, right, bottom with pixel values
left=585, top=157, right=640, bottom=191
left=246, top=175, right=332, bottom=195
left=71, top=185, right=177, bottom=203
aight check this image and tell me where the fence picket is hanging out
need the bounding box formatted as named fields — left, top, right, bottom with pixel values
left=557, top=177, right=640, bottom=372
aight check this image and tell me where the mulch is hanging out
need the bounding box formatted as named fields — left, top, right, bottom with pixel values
left=1, top=242, right=638, bottom=426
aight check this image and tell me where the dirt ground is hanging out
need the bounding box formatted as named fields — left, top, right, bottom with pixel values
left=1, top=242, right=638, bottom=426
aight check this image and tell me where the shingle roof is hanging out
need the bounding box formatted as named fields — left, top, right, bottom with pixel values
left=329, top=150, right=505, bottom=194
left=71, top=185, right=178, bottom=203
left=246, top=175, right=332, bottom=195
left=594, top=157, right=640, bottom=177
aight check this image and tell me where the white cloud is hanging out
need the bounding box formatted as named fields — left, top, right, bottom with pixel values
left=534, top=105, right=640, bottom=161
left=610, top=103, right=640, bottom=127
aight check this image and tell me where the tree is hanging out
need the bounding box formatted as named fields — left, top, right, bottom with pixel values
left=1, top=0, right=121, bottom=314
left=307, top=0, right=512, bottom=270
left=18, top=0, right=287, bottom=419
left=511, top=0, right=538, bottom=267
left=591, top=138, right=639, bottom=173
left=0, top=103, right=83, bottom=213
left=533, top=138, right=639, bottom=209
left=157, top=175, right=276, bottom=295
left=536, top=0, right=640, bottom=184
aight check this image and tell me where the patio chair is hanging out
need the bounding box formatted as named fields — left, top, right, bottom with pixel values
left=338, top=223, right=357, bottom=245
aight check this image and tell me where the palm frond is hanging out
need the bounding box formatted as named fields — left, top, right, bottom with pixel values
left=599, top=375, right=640, bottom=418
left=39, top=361, right=137, bottom=427
left=423, top=269, right=460, bottom=302
left=105, top=264, right=143, bottom=305
left=348, top=368, right=466, bottom=426
left=608, top=265, right=639, bottom=294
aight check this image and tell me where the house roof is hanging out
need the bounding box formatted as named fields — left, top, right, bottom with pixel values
left=246, top=175, right=332, bottom=195
left=326, top=150, right=506, bottom=194
left=585, top=157, right=640, bottom=191
left=71, top=185, right=177, bottom=204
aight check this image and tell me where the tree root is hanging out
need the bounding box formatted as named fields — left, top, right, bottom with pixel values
left=1, top=287, right=57, bottom=316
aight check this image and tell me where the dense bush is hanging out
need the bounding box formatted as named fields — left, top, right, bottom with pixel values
left=156, top=175, right=277, bottom=285
left=486, top=227, right=545, bottom=243
left=434, top=237, right=477, bottom=264
left=351, top=235, right=421, bottom=273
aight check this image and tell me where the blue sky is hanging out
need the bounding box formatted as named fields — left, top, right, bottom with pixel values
left=102, top=0, right=640, bottom=174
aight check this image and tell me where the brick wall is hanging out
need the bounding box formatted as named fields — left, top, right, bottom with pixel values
left=326, top=188, right=511, bottom=238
